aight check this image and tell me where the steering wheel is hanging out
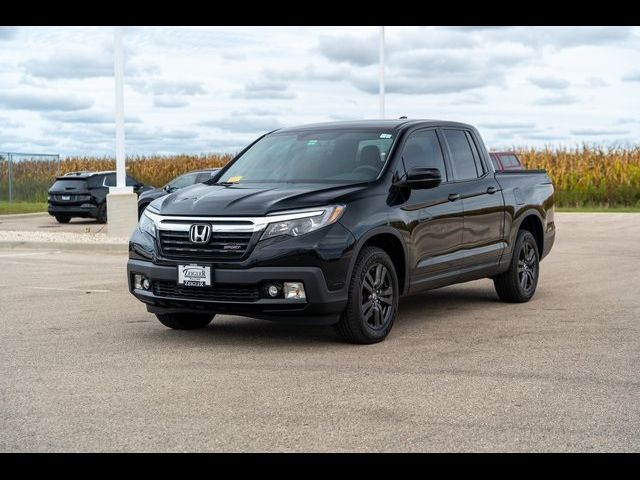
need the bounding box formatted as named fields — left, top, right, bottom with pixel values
left=352, top=165, right=379, bottom=179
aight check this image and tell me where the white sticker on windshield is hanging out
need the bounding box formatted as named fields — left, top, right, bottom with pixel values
left=379, top=133, right=392, bottom=139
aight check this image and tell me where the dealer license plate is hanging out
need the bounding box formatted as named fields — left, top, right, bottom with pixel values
left=177, top=264, right=211, bottom=287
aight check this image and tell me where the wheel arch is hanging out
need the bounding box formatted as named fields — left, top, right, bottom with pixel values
left=515, top=210, right=544, bottom=255
left=347, top=227, right=409, bottom=296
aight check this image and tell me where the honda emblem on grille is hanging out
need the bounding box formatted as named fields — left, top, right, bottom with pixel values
left=189, top=224, right=211, bottom=244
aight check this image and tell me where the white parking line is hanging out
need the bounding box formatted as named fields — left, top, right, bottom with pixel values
left=0, top=251, right=56, bottom=258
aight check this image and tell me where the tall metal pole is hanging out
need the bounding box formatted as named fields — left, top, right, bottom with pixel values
left=379, top=26, right=385, bottom=119
left=7, top=153, right=13, bottom=202
left=113, top=26, right=126, bottom=190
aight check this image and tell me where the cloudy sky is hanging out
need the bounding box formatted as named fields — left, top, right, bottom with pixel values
left=1, top=26, right=639, bottom=157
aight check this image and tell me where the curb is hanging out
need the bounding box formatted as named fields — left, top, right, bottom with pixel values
left=0, top=240, right=128, bottom=253
left=0, top=212, right=48, bottom=220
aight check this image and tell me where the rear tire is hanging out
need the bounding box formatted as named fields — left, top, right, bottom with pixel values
left=96, top=203, right=107, bottom=224
left=155, top=312, right=215, bottom=330
left=494, top=230, right=540, bottom=303
left=335, top=246, right=399, bottom=344
left=55, top=216, right=71, bottom=224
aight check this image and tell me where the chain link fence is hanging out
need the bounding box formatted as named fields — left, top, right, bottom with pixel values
left=0, top=152, right=60, bottom=202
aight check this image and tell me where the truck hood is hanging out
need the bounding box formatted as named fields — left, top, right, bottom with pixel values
left=153, top=182, right=368, bottom=216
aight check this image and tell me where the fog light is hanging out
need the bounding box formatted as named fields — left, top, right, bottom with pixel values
left=284, top=282, right=306, bottom=300
left=267, top=285, right=279, bottom=298
left=134, top=274, right=150, bottom=290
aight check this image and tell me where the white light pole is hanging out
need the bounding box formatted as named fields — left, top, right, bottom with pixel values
left=113, top=26, right=128, bottom=192
left=107, top=26, right=137, bottom=237
left=379, top=26, right=385, bottom=119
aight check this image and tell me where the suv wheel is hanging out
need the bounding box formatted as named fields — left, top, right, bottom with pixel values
left=96, top=203, right=107, bottom=224
left=335, top=246, right=399, bottom=344
left=155, top=313, right=215, bottom=330
left=493, top=230, right=540, bottom=303
left=55, top=216, right=71, bottom=224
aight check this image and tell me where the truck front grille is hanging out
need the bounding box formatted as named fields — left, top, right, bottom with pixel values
left=152, top=281, right=260, bottom=302
left=158, top=230, right=254, bottom=260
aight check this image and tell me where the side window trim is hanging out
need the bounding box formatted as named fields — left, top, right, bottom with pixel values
left=464, top=131, right=483, bottom=177
left=465, top=130, right=489, bottom=177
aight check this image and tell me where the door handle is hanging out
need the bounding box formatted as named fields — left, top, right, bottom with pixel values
left=448, top=193, right=461, bottom=202
left=487, top=186, right=498, bottom=194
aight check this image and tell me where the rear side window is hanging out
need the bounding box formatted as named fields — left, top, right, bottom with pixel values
left=443, top=129, right=479, bottom=180
left=103, top=174, right=116, bottom=187
left=465, top=131, right=486, bottom=176
left=400, top=130, right=447, bottom=180
left=499, top=154, right=520, bottom=168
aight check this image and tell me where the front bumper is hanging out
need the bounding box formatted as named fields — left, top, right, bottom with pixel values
left=127, top=259, right=348, bottom=324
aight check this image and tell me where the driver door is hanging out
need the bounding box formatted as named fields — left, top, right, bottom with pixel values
left=400, top=129, right=464, bottom=291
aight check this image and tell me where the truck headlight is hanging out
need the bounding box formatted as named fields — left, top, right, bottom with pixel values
left=139, top=211, right=156, bottom=238
left=261, top=205, right=345, bottom=240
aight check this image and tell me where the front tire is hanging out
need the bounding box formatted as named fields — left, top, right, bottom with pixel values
left=155, top=312, right=215, bottom=330
left=335, top=247, right=399, bottom=344
left=494, top=230, right=540, bottom=303
left=55, top=216, right=71, bottom=224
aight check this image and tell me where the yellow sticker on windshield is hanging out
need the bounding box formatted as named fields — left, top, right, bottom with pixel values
left=227, top=176, right=242, bottom=183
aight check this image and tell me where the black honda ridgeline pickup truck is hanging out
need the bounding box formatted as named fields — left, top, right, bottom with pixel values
left=128, top=120, right=555, bottom=344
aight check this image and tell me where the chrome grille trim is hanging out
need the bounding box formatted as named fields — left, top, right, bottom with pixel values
left=144, top=208, right=326, bottom=233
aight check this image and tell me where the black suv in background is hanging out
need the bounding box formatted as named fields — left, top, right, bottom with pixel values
left=48, top=171, right=149, bottom=223
left=137, top=168, right=220, bottom=218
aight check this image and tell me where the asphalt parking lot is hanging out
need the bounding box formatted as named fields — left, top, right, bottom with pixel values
left=0, top=213, right=638, bottom=452
left=0, top=213, right=109, bottom=234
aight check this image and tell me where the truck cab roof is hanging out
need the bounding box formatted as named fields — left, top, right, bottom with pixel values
left=275, top=119, right=476, bottom=133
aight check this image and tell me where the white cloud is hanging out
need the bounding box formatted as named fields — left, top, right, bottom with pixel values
left=0, top=26, right=638, bottom=156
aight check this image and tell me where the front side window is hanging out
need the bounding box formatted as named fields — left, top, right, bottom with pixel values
left=168, top=173, right=199, bottom=190
left=400, top=130, right=447, bottom=180
left=218, top=129, right=396, bottom=184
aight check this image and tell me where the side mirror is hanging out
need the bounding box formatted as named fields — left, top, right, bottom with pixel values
left=396, top=167, right=442, bottom=189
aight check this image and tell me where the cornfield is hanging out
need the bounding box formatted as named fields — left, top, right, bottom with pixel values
left=518, top=146, right=640, bottom=208
left=1, top=147, right=639, bottom=207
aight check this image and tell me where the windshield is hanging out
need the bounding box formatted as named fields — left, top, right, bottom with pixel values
left=218, top=129, right=396, bottom=184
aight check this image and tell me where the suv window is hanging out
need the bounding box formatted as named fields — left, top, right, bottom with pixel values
left=126, top=175, right=140, bottom=186
left=103, top=174, right=116, bottom=187
left=443, top=129, right=479, bottom=181
left=50, top=179, right=87, bottom=191
left=499, top=154, right=520, bottom=168
left=168, top=172, right=199, bottom=189
left=400, top=130, right=447, bottom=180
left=103, top=174, right=141, bottom=187
left=195, top=172, right=215, bottom=183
